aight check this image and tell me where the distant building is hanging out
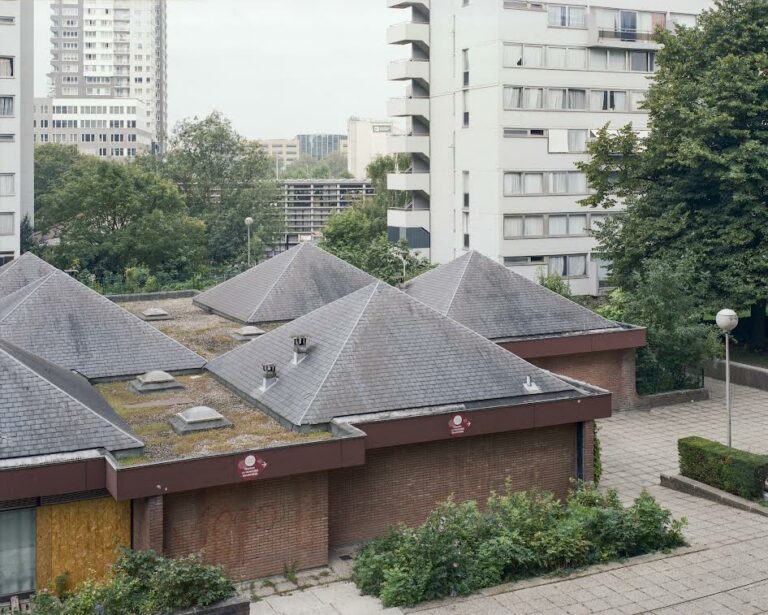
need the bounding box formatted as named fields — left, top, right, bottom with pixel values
left=347, top=117, right=400, bottom=179
left=297, top=133, right=347, bottom=160
left=48, top=0, right=168, bottom=152
left=270, top=179, right=373, bottom=255
left=258, top=138, right=301, bottom=172
left=0, top=0, right=34, bottom=265
left=33, top=97, right=153, bottom=159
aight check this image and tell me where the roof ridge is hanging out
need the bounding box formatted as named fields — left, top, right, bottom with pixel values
left=0, top=273, right=54, bottom=323
left=296, top=282, right=380, bottom=425
left=247, top=243, right=306, bottom=322
left=0, top=255, right=22, bottom=278
left=0, top=344, right=142, bottom=449
left=444, top=251, right=474, bottom=316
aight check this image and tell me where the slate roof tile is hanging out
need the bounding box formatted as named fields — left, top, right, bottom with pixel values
left=0, top=252, right=59, bottom=298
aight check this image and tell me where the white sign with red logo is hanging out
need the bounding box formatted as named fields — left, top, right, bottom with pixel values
left=237, top=454, right=268, bottom=480
left=449, top=414, right=471, bottom=436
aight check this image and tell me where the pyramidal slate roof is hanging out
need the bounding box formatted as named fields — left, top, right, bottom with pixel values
left=0, top=252, right=59, bottom=297
left=404, top=251, right=620, bottom=341
left=193, top=242, right=377, bottom=324
left=0, top=339, right=142, bottom=459
left=207, top=282, right=583, bottom=428
left=0, top=272, right=206, bottom=380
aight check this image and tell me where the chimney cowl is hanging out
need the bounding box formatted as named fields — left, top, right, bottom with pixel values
left=260, top=363, right=278, bottom=391
left=292, top=335, right=309, bottom=364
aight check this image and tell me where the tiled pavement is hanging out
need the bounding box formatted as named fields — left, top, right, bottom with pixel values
left=252, top=379, right=768, bottom=615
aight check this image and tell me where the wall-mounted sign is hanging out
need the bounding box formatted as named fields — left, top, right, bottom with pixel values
left=237, top=454, right=268, bottom=480
left=449, top=414, right=471, bottom=436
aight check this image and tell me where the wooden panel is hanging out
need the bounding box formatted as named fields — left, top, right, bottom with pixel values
left=36, top=497, right=130, bottom=591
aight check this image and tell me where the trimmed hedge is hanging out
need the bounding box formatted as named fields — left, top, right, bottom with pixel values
left=678, top=436, right=768, bottom=499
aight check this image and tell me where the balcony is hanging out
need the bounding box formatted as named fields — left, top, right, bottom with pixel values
left=387, top=0, right=429, bottom=9
left=387, top=172, right=430, bottom=194
left=588, top=15, right=662, bottom=49
left=387, top=96, right=429, bottom=121
left=387, top=59, right=429, bottom=85
left=387, top=21, right=429, bottom=49
left=388, top=134, right=430, bottom=158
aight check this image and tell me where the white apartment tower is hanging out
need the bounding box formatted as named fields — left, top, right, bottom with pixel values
left=0, top=0, right=34, bottom=264
left=49, top=0, right=167, bottom=152
left=386, top=0, right=711, bottom=295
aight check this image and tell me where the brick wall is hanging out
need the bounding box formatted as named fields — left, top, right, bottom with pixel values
left=132, top=495, right=163, bottom=552
left=162, top=472, right=328, bottom=580
left=529, top=349, right=638, bottom=410
left=328, top=425, right=580, bottom=547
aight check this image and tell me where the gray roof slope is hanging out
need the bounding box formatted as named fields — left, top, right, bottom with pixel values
left=0, top=272, right=206, bottom=380
left=207, top=282, right=581, bottom=427
left=193, top=242, right=376, bottom=324
left=0, top=252, right=59, bottom=297
left=404, top=251, right=619, bottom=340
left=0, top=339, right=142, bottom=459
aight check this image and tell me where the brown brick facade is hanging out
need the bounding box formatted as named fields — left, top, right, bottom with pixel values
left=132, top=495, right=164, bottom=553
left=162, top=472, right=328, bottom=580
left=328, top=425, right=581, bottom=547
left=529, top=349, right=638, bottom=410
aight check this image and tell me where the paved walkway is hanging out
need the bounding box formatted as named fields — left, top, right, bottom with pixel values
left=252, top=379, right=768, bottom=615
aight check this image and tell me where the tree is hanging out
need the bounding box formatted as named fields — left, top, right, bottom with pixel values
left=537, top=270, right=572, bottom=299
left=34, top=143, right=84, bottom=230
left=151, top=112, right=283, bottom=263
left=43, top=157, right=206, bottom=279
left=578, top=0, right=768, bottom=346
left=282, top=152, right=353, bottom=179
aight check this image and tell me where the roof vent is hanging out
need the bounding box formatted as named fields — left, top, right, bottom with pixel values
left=523, top=375, right=542, bottom=394
left=292, top=335, right=308, bottom=365
left=141, top=306, right=171, bottom=321
left=231, top=325, right=266, bottom=341
left=129, top=370, right=184, bottom=394
left=169, top=405, right=232, bottom=435
left=260, top=363, right=277, bottom=392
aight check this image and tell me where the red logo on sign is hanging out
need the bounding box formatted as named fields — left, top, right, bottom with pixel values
left=237, top=454, right=267, bottom=480
left=449, top=414, right=471, bottom=436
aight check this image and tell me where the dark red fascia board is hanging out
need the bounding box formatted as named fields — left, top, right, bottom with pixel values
left=0, top=393, right=610, bottom=502
left=498, top=327, right=646, bottom=360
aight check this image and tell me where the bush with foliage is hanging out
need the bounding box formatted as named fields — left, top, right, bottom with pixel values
left=353, top=482, right=686, bottom=607
left=537, top=270, right=572, bottom=299
left=31, top=548, right=234, bottom=615
left=678, top=436, right=768, bottom=500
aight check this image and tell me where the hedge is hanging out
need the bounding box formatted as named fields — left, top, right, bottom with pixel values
left=678, top=436, right=768, bottom=499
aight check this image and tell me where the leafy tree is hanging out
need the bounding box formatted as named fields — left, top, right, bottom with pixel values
left=43, top=157, right=206, bottom=279
left=578, top=0, right=768, bottom=346
left=34, top=143, right=84, bottom=230
left=282, top=152, right=352, bottom=179
left=537, top=270, right=572, bottom=299
left=366, top=153, right=411, bottom=208
left=598, top=260, right=721, bottom=393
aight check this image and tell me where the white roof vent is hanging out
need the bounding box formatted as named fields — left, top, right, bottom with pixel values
left=169, top=405, right=232, bottom=434
left=231, top=325, right=266, bottom=341
left=129, top=370, right=184, bottom=393
left=523, top=375, right=542, bottom=394
left=260, top=363, right=277, bottom=392
left=141, top=307, right=171, bottom=321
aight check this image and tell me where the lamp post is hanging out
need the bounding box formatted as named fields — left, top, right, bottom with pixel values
left=716, top=308, right=739, bottom=447
left=244, top=217, right=254, bottom=267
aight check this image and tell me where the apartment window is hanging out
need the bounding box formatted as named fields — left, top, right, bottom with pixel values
left=504, top=172, right=543, bottom=195
left=590, top=213, right=609, bottom=232
left=670, top=13, right=696, bottom=28
left=504, top=171, right=587, bottom=195
left=504, top=86, right=543, bottom=109
left=463, top=171, right=470, bottom=208
left=504, top=215, right=544, bottom=238
left=0, top=174, right=14, bottom=196
left=0, top=134, right=13, bottom=143
left=0, top=212, right=14, bottom=235
left=462, top=90, right=469, bottom=127
left=504, top=255, right=546, bottom=266
left=462, top=211, right=470, bottom=248
left=590, top=90, right=627, bottom=111
left=547, top=88, right=586, bottom=110
left=590, top=48, right=626, bottom=71
left=0, top=96, right=13, bottom=116
left=630, top=91, right=646, bottom=111
left=0, top=16, right=16, bottom=25
left=547, top=46, right=585, bottom=69
left=548, top=214, right=588, bottom=236
left=549, top=254, right=587, bottom=277
left=504, top=128, right=545, bottom=138
left=568, top=129, right=588, bottom=152
left=548, top=4, right=586, bottom=28
left=127, top=133, right=137, bottom=142
left=462, top=49, right=469, bottom=86
left=81, top=134, right=95, bottom=142
left=98, top=147, right=108, bottom=156
left=0, top=57, right=13, bottom=78
left=630, top=50, right=655, bottom=72
left=0, top=508, right=35, bottom=594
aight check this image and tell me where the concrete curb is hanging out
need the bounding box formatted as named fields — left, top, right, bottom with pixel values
left=635, top=388, right=709, bottom=409
left=660, top=473, right=768, bottom=517
left=704, top=359, right=768, bottom=392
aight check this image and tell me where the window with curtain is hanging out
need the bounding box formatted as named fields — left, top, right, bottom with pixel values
left=631, top=91, right=646, bottom=111
left=569, top=172, right=588, bottom=193
left=0, top=174, right=14, bottom=196
left=670, top=13, right=696, bottom=28
left=568, top=255, right=587, bottom=276
left=549, top=256, right=566, bottom=276
left=0, top=96, right=13, bottom=116
left=0, top=57, right=12, bottom=78
left=503, top=86, right=523, bottom=109
left=590, top=49, right=608, bottom=70
left=550, top=172, right=569, bottom=193
left=503, top=172, right=522, bottom=195
left=525, top=87, right=543, bottom=109
left=548, top=5, right=567, bottom=26
left=504, top=216, right=523, bottom=237
left=568, top=7, right=586, bottom=28
left=608, top=50, right=627, bottom=70
left=568, top=129, right=588, bottom=152
left=613, top=91, right=627, bottom=110
left=0, top=508, right=36, bottom=595
left=504, top=44, right=523, bottom=67
left=523, top=46, right=543, bottom=67
left=590, top=214, right=608, bottom=231
left=567, top=89, right=586, bottom=109
left=547, top=46, right=566, bottom=68
left=548, top=88, right=566, bottom=109
left=524, top=173, right=544, bottom=194
left=567, top=48, right=586, bottom=68
left=549, top=215, right=567, bottom=235
left=524, top=216, right=544, bottom=236
left=568, top=214, right=588, bottom=234
left=630, top=51, right=648, bottom=72
left=0, top=213, right=13, bottom=235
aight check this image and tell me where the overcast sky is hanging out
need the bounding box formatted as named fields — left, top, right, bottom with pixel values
left=34, top=0, right=402, bottom=139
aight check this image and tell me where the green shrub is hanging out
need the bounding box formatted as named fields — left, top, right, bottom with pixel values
left=353, top=481, right=686, bottom=607
left=678, top=436, right=768, bottom=499
left=593, top=424, right=603, bottom=485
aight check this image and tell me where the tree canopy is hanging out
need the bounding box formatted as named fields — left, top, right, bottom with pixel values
left=578, top=0, right=768, bottom=343
left=282, top=152, right=352, bottom=179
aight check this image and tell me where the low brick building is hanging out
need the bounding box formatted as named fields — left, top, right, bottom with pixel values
left=404, top=251, right=646, bottom=409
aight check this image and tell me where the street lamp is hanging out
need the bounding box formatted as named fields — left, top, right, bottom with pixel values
left=716, top=308, right=739, bottom=447
left=244, top=217, right=254, bottom=266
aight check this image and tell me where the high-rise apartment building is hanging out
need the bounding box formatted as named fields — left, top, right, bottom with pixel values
left=386, top=0, right=711, bottom=294
left=0, top=0, right=34, bottom=264
left=49, top=0, right=167, bottom=152
left=347, top=117, right=401, bottom=178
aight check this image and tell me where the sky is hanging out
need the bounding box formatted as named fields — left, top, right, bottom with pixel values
left=33, top=0, right=402, bottom=139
